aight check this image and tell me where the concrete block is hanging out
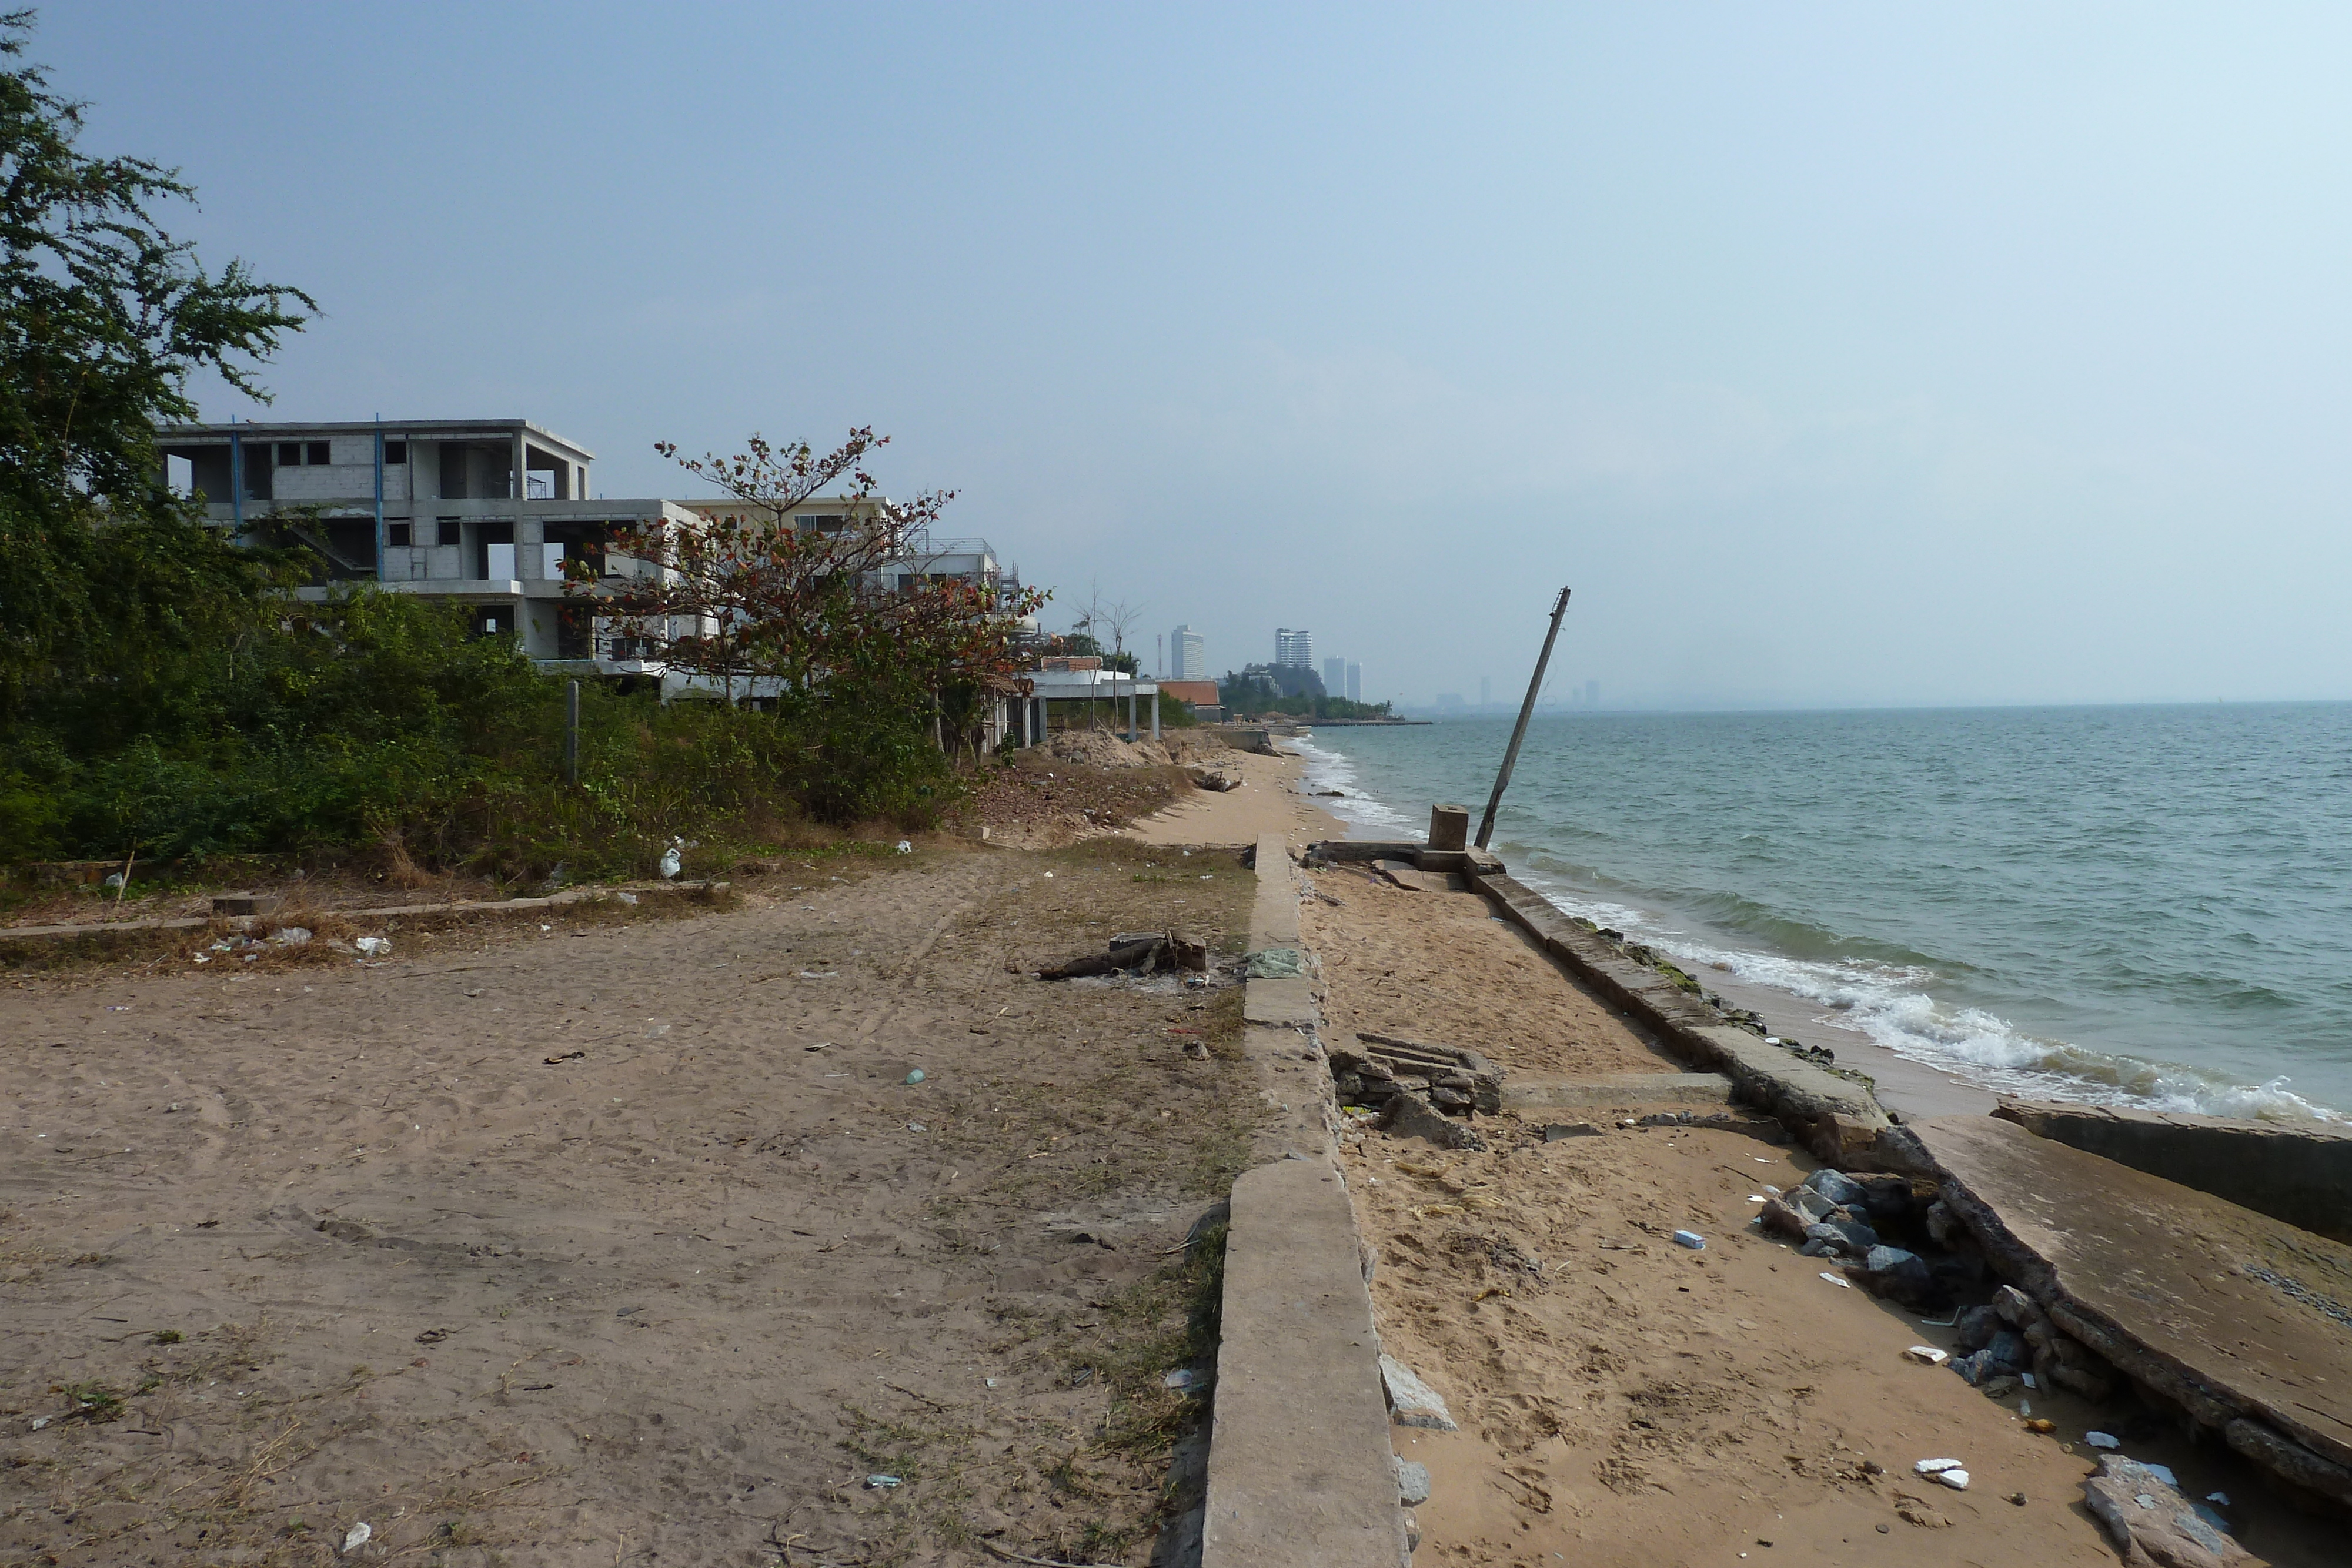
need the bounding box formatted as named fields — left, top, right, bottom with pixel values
left=1503, top=1072, right=1732, bottom=1111
left=211, top=893, right=282, bottom=916
left=1427, top=803, right=1469, bottom=851
left=1378, top=1355, right=1458, bottom=1429
left=1202, top=1161, right=1411, bottom=1568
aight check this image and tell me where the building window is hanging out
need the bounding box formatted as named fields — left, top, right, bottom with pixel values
left=307, top=441, right=331, bottom=466
left=384, top=440, right=407, bottom=464
left=433, top=517, right=457, bottom=549
left=387, top=521, right=412, bottom=547
left=276, top=442, right=302, bottom=466
left=798, top=514, right=847, bottom=535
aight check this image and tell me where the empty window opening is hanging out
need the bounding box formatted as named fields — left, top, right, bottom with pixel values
left=524, top=444, right=570, bottom=500
left=542, top=520, right=608, bottom=578
left=383, top=440, right=407, bottom=464
left=475, top=520, right=517, bottom=581
left=437, top=442, right=513, bottom=500
left=386, top=521, right=412, bottom=547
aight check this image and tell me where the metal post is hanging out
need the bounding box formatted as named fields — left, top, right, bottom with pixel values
left=229, top=424, right=243, bottom=533
left=1474, top=587, right=1571, bottom=851
left=565, top=679, right=580, bottom=785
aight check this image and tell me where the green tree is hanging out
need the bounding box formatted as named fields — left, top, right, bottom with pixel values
left=0, top=9, right=312, bottom=716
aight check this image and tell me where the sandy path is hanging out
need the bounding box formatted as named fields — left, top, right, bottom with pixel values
left=1, top=844, right=1262, bottom=1566
left=1123, top=743, right=1340, bottom=850
left=1302, top=869, right=1676, bottom=1079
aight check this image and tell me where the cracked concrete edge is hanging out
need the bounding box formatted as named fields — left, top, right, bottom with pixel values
left=1464, top=865, right=1893, bottom=1162
left=1200, top=834, right=1409, bottom=1567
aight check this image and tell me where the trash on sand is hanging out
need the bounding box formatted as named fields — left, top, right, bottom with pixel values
left=799, top=970, right=838, bottom=979
left=270, top=926, right=312, bottom=945
left=2024, top=1419, right=2056, bottom=1433
left=1916, top=1458, right=1963, bottom=1475
left=543, top=1051, right=586, bottom=1064
left=1162, top=1369, right=1197, bottom=1390
left=1932, top=1469, right=1970, bottom=1490
left=864, top=1474, right=902, bottom=1489
left=1043, top=871, right=1054, bottom=878
left=895, top=840, right=913, bottom=854
left=904, top=1069, right=926, bottom=1084
left=805, top=1042, right=833, bottom=1052
left=1904, top=1346, right=1950, bottom=1366
left=1819, top=1272, right=1852, bottom=1288
left=340, top=1521, right=373, bottom=1553
left=614, top=890, right=639, bottom=905
left=1671, top=1230, right=1706, bottom=1250
left=354, top=936, right=390, bottom=957
left=659, top=841, right=683, bottom=880
left=28, top=1416, right=49, bottom=1430
left=2086, top=1431, right=2122, bottom=1449
left=907, top=1122, right=927, bottom=1133
left=2020, top=1372, right=2037, bottom=1388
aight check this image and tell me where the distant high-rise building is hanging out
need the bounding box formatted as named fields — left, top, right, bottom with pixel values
left=1275, top=627, right=1314, bottom=668
left=1169, top=624, right=1206, bottom=681
left=1345, top=661, right=1362, bottom=703
left=1322, top=656, right=1346, bottom=696
left=1586, top=678, right=1599, bottom=707
left=1479, top=676, right=1491, bottom=706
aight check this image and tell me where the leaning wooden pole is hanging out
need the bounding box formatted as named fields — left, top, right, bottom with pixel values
left=1475, top=586, right=1571, bottom=850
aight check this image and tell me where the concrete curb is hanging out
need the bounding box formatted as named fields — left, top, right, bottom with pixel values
left=1454, top=863, right=1892, bottom=1161
left=1200, top=834, right=1409, bottom=1567
left=0, top=881, right=734, bottom=963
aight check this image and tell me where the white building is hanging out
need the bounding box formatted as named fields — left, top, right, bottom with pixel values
left=1347, top=661, right=1362, bottom=703
left=1275, top=627, right=1313, bottom=668
left=1168, top=623, right=1205, bottom=681
left=156, top=417, right=1015, bottom=717
left=1322, top=656, right=1346, bottom=696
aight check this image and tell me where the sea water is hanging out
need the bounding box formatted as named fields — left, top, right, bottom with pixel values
left=1295, top=704, right=2352, bottom=1121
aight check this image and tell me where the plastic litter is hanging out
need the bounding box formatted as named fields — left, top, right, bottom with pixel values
left=1915, top=1459, right=1964, bottom=1475
left=1819, top=1272, right=1852, bottom=1288
left=28, top=1416, right=49, bottom=1430
left=270, top=926, right=312, bottom=946
left=895, top=840, right=913, bottom=854
left=659, top=845, right=682, bottom=880
left=354, top=936, right=391, bottom=957
left=904, top=1069, right=926, bottom=1084
left=614, top=890, right=639, bottom=905
left=1162, top=1369, right=1196, bottom=1389
left=2086, top=1431, right=2122, bottom=1449
left=1671, top=1230, right=1706, bottom=1250
left=1934, top=1469, right=1970, bottom=1491
left=864, top=1474, right=902, bottom=1489
left=340, top=1521, right=373, bottom=1553
left=1904, top=1346, right=1950, bottom=1366
left=907, top=1122, right=927, bottom=1133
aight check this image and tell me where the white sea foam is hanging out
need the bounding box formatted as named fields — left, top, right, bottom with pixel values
left=1289, top=734, right=1421, bottom=838
left=1303, top=739, right=2346, bottom=1124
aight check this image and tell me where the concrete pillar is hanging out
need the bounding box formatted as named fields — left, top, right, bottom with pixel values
left=1151, top=689, right=1160, bottom=741
left=1126, top=681, right=1137, bottom=741
left=1429, top=803, right=1471, bottom=851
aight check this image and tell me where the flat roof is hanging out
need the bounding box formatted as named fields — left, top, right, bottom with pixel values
left=156, top=418, right=596, bottom=461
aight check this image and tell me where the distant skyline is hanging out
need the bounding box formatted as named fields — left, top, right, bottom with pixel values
left=38, top=4, right=2352, bottom=707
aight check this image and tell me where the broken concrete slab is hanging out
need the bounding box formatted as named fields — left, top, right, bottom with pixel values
left=1911, top=1114, right=2352, bottom=1510
left=1202, top=1159, right=1410, bottom=1568
left=1501, top=1071, right=1732, bottom=1111
left=2082, top=1455, right=2256, bottom=1567
left=1994, top=1099, right=2352, bottom=1245
left=1378, top=1353, right=1458, bottom=1430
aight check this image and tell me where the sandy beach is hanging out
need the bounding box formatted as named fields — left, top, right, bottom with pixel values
left=1147, top=737, right=2338, bottom=1566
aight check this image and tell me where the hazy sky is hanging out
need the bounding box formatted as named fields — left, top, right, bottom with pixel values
left=36, top=4, right=2352, bottom=707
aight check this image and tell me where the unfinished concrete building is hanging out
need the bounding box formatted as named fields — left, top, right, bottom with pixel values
left=155, top=417, right=1017, bottom=724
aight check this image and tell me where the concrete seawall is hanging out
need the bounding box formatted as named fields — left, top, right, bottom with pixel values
left=1993, top=1100, right=2352, bottom=1245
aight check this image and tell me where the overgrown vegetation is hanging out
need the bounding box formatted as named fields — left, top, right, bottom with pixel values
left=0, top=15, right=991, bottom=875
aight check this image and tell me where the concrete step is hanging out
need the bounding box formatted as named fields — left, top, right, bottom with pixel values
left=1501, top=1071, right=1733, bottom=1111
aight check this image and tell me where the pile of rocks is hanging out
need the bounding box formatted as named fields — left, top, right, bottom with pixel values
left=1948, top=1284, right=2118, bottom=1402
left=1328, top=1034, right=1502, bottom=1118
left=1762, top=1168, right=2127, bottom=1406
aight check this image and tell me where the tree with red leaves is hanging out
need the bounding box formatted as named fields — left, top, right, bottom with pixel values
left=574, top=430, right=1046, bottom=723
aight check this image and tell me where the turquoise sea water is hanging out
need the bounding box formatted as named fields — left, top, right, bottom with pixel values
left=1295, top=704, right=2352, bottom=1121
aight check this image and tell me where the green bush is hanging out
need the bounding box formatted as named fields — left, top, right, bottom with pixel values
left=4, top=588, right=959, bottom=878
